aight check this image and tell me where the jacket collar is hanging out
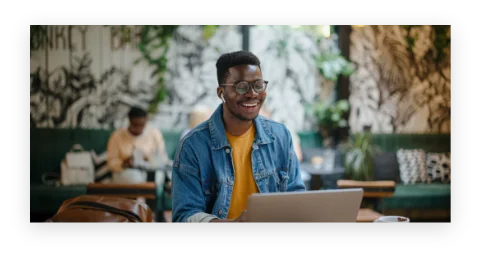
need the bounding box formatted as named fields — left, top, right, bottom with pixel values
left=209, top=104, right=276, bottom=150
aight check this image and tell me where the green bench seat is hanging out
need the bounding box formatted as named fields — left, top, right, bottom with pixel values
left=298, top=131, right=451, bottom=221
left=31, top=128, right=450, bottom=221
left=384, top=183, right=451, bottom=210
left=30, top=128, right=182, bottom=220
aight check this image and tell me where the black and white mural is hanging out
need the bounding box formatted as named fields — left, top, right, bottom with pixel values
left=30, top=25, right=157, bottom=129
left=250, top=26, right=323, bottom=132
left=155, top=25, right=324, bottom=132
left=30, top=53, right=157, bottom=129
left=349, top=25, right=451, bottom=133
left=151, top=25, right=242, bottom=130
left=30, top=25, right=326, bottom=132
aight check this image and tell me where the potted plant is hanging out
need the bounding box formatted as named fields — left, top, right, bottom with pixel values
left=342, top=128, right=380, bottom=181
left=311, top=99, right=350, bottom=147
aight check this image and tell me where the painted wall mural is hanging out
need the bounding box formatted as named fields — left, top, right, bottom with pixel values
left=30, top=25, right=451, bottom=134
left=154, top=25, right=323, bottom=132
left=150, top=25, right=242, bottom=130
left=250, top=26, right=322, bottom=132
left=349, top=25, right=451, bottom=133
left=30, top=25, right=325, bottom=132
left=30, top=25, right=158, bottom=129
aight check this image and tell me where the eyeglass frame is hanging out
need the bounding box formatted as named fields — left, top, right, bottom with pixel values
left=220, top=80, right=269, bottom=95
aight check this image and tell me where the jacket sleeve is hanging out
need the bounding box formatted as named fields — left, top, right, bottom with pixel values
left=286, top=127, right=306, bottom=192
left=171, top=139, right=219, bottom=222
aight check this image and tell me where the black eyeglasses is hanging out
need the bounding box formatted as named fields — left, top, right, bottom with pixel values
left=220, top=80, right=268, bottom=95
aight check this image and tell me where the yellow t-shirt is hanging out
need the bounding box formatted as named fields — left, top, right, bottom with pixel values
left=226, top=125, right=259, bottom=219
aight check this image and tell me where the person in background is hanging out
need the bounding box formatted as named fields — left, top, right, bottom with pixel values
left=172, top=51, right=305, bottom=223
left=181, top=105, right=213, bottom=140
left=107, top=106, right=169, bottom=185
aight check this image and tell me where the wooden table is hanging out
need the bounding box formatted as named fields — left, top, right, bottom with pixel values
left=337, top=179, right=396, bottom=215
left=356, top=208, right=383, bottom=222
left=337, top=180, right=396, bottom=197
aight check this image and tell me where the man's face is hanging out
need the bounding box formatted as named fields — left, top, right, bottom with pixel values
left=219, top=64, right=266, bottom=121
left=128, top=117, right=147, bottom=136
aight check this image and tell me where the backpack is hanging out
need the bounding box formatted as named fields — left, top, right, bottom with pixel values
left=47, top=195, right=154, bottom=222
left=60, top=144, right=95, bottom=185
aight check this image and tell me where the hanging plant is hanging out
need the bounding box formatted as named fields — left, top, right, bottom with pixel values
left=315, top=53, right=355, bottom=81
left=313, top=36, right=355, bottom=82
left=136, top=25, right=220, bottom=113
left=134, top=25, right=178, bottom=113
left=134, top=26, right=177, bottom=114
left=203, top=25, right=220, bottom=41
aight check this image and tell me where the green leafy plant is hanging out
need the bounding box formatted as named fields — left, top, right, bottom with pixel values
left=136, top=25, right=219, bottom=113
left=342, top=131, right=380, bottom=181
left=135, top=25, right=178, bottom=113
left=311, top=99, right=350, bottom=129
left=306, top=99, right=350, bottom=147
left=314, top=36, right=355, bottom=82
left=32, top=25, right=220, bottom=114
left=315, top=53, right=355, bottom=82
left=203, top=25, right=220, bottom=40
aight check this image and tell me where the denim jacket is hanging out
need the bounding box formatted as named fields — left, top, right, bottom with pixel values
left=172, top=104, right=306, bottom=222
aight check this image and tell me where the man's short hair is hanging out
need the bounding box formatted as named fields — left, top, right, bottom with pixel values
left=215, top=51, right=261, bottom=85
left=128, top=106, right=147, bottom=119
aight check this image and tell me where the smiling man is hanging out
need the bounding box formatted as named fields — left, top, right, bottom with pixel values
left=171, top=51, right=305, bottom=222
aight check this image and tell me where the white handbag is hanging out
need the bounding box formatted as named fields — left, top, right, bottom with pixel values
left=60, top=144, right=95, bottom=185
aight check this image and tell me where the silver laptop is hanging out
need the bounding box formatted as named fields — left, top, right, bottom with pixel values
left=245, top=188, right=363, bottom=222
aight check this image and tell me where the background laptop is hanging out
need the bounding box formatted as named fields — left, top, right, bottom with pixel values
left=245, top=188, right=363, bottom=222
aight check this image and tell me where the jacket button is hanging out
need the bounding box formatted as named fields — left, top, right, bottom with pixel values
left=218, top=210, right=223, bottom=215
left=225, top=148, right=230, bottom=153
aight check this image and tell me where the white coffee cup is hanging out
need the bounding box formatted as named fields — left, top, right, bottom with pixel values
left=374, top=216, right=410, bottom=223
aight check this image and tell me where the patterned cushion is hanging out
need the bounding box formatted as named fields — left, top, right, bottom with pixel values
left=91, top=150, right=112, bottom=183
left=426, top=153, right=451, bottom=183
left=397, top=149, right=428, bottom=185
